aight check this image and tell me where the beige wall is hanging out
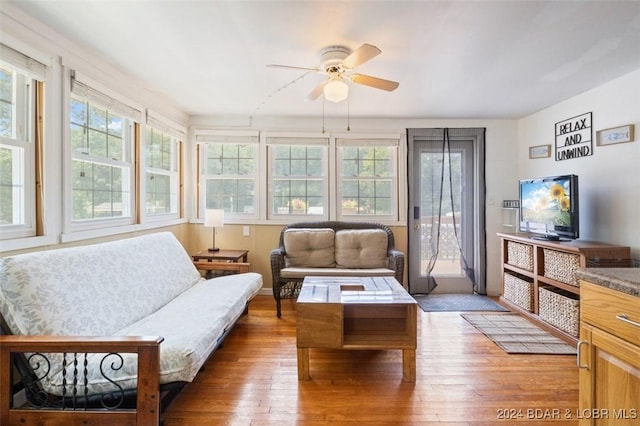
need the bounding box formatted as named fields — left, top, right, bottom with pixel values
left=518, top=69, right=640, bottom=256
left=2, top=224, right=408, bottom=295
left=1, top=225, right=189, bottom=257
left=187, top=223, right=409, bottom=289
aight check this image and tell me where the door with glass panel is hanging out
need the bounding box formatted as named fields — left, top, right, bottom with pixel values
left=407, top=128, right=486, bottom=295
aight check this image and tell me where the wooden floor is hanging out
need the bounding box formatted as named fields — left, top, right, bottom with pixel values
left=162, top=295, right=579, bottom=425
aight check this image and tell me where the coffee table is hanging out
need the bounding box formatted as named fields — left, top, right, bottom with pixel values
left=296, top=276, right=417, bottom=382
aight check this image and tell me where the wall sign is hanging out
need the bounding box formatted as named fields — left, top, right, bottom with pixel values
left=554, top=112, right=593, bottom=161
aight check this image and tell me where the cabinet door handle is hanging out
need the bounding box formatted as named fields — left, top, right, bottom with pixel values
left=616, top=314, right=640, bottom=328
left=576, top=340, right=589, bottom=370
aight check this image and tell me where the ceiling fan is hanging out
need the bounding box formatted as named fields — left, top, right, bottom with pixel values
left=267, top=43, right=399, bottom=103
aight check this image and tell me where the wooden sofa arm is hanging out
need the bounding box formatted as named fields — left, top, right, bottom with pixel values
left=0, top=335, right=163, bottom=426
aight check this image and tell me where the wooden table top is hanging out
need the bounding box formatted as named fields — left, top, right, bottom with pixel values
left=297, top=276, right=416, bottom=305
left=191, top=249, right=248, bottom=262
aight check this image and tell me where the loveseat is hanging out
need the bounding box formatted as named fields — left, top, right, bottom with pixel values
left=0, top=232, right=262, bottom=425
left=270, top=221, right=405, bottom=317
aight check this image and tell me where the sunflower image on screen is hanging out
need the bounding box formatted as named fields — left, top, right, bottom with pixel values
left=518, top=175, right=579, bottom=240
left=522, top=182, right=570, bottom=224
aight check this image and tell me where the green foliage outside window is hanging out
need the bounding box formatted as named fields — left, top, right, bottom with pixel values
left=0, top=146, right=14, bottom=224
left=420, top=152, right=462, bottom=218
left=70, top=97, right=129, bottom=221
left=205, top=143, right=256, bottom=214
left=341, top=146, right=393, bottom=215
left=0, top=67, right=25, bottom=227
left=272, top=145, right=324, bottom=215
left=0, top=67, right=13, bottom=138
left=146, top=128, right=176, bottom=215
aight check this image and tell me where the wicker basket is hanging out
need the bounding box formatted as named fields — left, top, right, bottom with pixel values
left=503, top=272, right=534, bottom=311
left=506, top=241, right=534, bottom=271
left=538, top=286, right=580, bottom=336
left=543, top=249, right=580, bottom=286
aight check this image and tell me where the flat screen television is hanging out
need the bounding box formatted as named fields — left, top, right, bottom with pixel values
left=518, top=174, right=579, bottom=241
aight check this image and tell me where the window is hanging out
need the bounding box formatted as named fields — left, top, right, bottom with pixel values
left=145, top=127, right=179, bottom=216
left=0, top=44, right=45, bottom=240
left=198, top=133, right=258, bottom=217
left=68, top=73, right=139, bottom=229
left=195, top=131, right=401, bottom=223
left=337, top=139, right=398, bottom=219
left=267, top=136, right=328, bottom=218
left=70, top=97, right=132, bottom=221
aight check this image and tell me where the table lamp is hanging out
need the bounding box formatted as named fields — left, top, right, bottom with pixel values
left=204, top=209, right=225, bottom=252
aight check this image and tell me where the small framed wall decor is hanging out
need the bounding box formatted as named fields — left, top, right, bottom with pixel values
left=597, top=124, right=635, bottom=146
left=529, top=144, right=551, bottom=159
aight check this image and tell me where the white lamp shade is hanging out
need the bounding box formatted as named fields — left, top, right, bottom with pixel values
left=204, top=209, right=225, bottom=228
left=324, top=79, right=349, bottom=103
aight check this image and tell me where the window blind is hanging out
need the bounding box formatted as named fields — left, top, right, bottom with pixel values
left=196, top=134, right=259, bottom=144
left=146, top=110, right=186, bottom=140
left=0, top=43, right=47, bottom=81
left=336, top=138, right=399, bottom=147
left=265, top=136, right=329, bottom=146
left=70, top=71, right=142, bottom=121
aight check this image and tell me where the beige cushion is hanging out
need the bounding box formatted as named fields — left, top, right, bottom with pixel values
left=281, top=267, right=395, bottom=279
left=335, top=229, right=388, bottom=268
left=284, top=228, right=336, bottom=268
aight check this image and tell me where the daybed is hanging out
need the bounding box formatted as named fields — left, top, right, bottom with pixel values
left=0, top=232, right=262, bottom=425
left=270, top=221, right=405, bottom=317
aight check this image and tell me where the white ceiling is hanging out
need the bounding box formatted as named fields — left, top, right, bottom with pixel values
left=8, top=0, right=640, bottom=119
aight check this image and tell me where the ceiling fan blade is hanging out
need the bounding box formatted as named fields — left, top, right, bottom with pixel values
left=351, top=73, right=399, bottom=91
left=305, top=80, right=328, bottom=101
left=267, top=64, right=319, bottom=72
left=342, top=43, right=381, bottom=69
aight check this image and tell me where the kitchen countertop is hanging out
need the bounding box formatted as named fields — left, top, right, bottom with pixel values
left=576, top=268, right=640, bottom=297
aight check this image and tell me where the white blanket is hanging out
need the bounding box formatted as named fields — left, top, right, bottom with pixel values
left=0, top=232, right=262, bottom=395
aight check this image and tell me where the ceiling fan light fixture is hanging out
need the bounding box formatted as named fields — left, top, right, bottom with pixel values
left=323, top=79, right=349, bottom=103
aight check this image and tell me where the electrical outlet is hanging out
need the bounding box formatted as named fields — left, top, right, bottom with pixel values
left=243, top=226, right=250, bottom=236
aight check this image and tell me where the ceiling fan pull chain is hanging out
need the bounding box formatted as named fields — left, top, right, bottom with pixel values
left=322, top=97, right=326, bottom=134
left=251, top=71, right=312, bottom=116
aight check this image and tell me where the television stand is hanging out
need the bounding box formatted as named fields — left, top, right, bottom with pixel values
left=497, top=232, right=630, bottom=345
left=531, top=235, right=569, bottom=242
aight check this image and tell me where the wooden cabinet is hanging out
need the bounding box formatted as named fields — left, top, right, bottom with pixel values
left=578, top=280, right=639, bottom=425
left=497, top=233, right=630, bottom=344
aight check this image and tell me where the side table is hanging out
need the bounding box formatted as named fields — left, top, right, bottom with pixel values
left=191, top=249, right=250, bottom=278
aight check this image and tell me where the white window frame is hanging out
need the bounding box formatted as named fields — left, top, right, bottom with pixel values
left=191, top=131, right=405, bottom=226
left=336, top=136, right=400, bottom=222
left=143, top=111, right=185, bottom=222
left=0, top=49, right=41, bottom=241
left=196, top=130, right=260, bottom=222
left=266, top=133, right=329, bottom=221
left=144, top=128, right=179, bottom=218
left=64, top=70, right=141, bottom=235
